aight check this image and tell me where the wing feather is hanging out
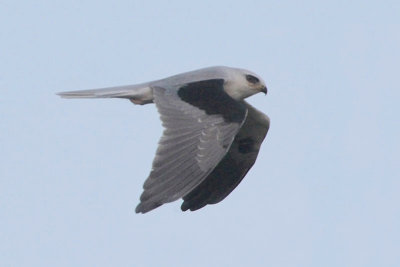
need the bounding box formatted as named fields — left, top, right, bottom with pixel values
left=135, top=81, right=247, bottom=213
left=181, top=102, right=270, bottom=211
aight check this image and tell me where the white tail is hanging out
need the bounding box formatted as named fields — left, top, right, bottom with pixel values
left=57, top=83, right=154, bottom=104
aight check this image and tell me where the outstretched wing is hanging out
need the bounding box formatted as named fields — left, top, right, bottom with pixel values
left=181, top=102, right=270, bottom=211
left=135, top=79, right=247, bottom=213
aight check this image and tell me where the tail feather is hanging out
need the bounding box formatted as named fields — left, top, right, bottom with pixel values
left=57, top=83, right=154, bottom=104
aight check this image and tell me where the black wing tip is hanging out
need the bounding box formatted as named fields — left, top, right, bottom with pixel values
left=180, top=201, right=207, bottom=212
left=136, top=200, right=210, bottom=213
left=135, top=201, right=163, bottom=214
left=181, top=202, right=190, bottom=212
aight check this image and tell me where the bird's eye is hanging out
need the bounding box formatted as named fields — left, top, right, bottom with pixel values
left=246, top=74, right=259, bottom=84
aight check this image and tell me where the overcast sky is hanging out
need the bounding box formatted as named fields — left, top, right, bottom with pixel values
left=1, top=1, right=399, bottom=266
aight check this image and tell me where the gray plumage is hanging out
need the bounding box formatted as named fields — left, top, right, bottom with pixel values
left=58, top=66, right=270, bottom=213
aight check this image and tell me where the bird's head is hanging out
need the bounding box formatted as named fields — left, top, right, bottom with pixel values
left=223, top=67, right=267, bottom=100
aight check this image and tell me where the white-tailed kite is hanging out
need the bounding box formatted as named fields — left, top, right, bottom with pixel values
left=58, top=66, right=270, bottom=213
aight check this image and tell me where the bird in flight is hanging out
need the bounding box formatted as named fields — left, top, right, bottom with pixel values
left=58, top=66, right=270, bottom=213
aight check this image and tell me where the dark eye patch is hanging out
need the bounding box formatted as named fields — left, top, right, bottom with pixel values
left=245, top=74, right=259, bottom=84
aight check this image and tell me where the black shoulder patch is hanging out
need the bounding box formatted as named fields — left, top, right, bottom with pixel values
left=177, top=79, right=246, bottom=123
left=237, top=137, right=255, bottom=154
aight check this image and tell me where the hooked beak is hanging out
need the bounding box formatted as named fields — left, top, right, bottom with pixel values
left=260, top=85, right=267, bottom=95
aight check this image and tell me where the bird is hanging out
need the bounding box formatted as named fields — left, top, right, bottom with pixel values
left=58, top=66, right=270, bottom=213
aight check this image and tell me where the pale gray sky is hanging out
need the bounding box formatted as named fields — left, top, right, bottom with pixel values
left=1, top=1, right=399, bottom=266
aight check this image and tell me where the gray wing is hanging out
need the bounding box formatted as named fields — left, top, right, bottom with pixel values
left=181, top=102, right=270, bottom=211
left=135, top=79, right=247, bottom=213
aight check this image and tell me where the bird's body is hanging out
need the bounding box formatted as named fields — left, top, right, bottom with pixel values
left=58, top=66, right=270, bottom=213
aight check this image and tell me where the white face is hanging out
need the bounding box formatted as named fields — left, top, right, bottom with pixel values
left=223, top=68, right=267, bottom=100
